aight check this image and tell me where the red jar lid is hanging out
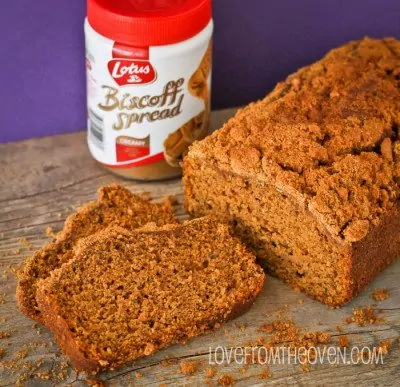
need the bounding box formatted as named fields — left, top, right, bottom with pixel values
left=87, top=0, right=212, bottom=46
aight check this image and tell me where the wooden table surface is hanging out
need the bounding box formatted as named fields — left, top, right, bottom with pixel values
left=0, top=108, right=399, bottom=386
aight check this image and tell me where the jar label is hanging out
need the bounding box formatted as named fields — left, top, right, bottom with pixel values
left=86, top=32, right=212, bottom=171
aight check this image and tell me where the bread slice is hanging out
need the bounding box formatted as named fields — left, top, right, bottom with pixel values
left=36, top=217, right=265, bottom=373
left=17, top=184, right=177, bottom=323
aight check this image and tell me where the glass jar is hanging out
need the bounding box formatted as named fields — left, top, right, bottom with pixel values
left=85, top=0, right=213, bottom=180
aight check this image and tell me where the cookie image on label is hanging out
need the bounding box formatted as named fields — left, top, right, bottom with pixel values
left=188, top=42, right=212, bottom=100
left=164, top=42, right=212, bottom=167
left=164, top=108, right=210, bottom=167
left=116, top=135, right=150, bottom=162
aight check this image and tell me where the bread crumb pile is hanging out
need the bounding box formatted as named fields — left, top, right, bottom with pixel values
left=338, top=335, right=350, bottom=348
left=258, top=367, right=271, bottom=379
left=205, top=366, right=217, bottom=378
left=372, top=288, right=390, bottom=301
left=218, top=374, right=235, bottom=386
left=86, top=378, right=106, bottom=387
left=0, top=331, right=11, bottom=339
left=257, top=319, right=331, bottom=351
left=179, top=360, right=198, bottom=375
left=376, top=340, right=392, bottom=356
left=344, top=307, right=384, bottom=326
left=0, top=341, right=69, bottom=386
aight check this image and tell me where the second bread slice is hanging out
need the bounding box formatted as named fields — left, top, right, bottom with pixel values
left=16, top=184, right=177, bottom=323
left=36, top=217, right=265, bottom=373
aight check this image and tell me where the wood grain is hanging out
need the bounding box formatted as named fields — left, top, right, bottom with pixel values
left=0, top=108, right=399, bottom=386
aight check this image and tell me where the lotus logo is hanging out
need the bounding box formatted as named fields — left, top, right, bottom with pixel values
left=108, top=59, right=157, bottom=86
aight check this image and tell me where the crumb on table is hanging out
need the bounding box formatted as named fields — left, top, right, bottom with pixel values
left=205, top=367, right=217, bottom=378
left=372, top=288, right=389, bottom=301
left=179, top=360, right=198, bottom=375
left=218, top=374, right=235, bottom=386
left=338, top=335, right=350, bottom=348
left=344, top=307, right=384, bottom=326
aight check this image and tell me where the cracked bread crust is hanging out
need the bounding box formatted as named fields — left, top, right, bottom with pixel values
left=16, top=184, right=178, bottom=323
left=188, top=37, right=400, bottom=244
left=36, top=217, right=265, bottom=373
left=184, top=37, right=400, bottom=306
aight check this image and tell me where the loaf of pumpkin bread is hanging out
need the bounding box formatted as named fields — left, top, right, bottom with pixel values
left=36, top=217, right=265, bottom=372
left=183, top=37, right=400, bottom=307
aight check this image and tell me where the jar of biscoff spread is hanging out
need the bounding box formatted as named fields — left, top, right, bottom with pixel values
left=85, top=0, right=213, bottom=180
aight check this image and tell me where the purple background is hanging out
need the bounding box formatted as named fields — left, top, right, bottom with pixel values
left=1, top=0, right=400, bottom=143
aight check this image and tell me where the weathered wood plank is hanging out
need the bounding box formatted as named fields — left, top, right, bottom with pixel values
left=0, top=108, right=399, bottom=386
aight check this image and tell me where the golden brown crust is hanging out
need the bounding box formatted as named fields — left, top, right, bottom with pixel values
left=17, top=184, right=178, bottom=323
left=36, top=290, right=100, bottom=372
left=187, top=37, right=400, bottom=243
left=36, top=217, right=265, bottom=373
left=349, top=201, right=400, bottom=302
